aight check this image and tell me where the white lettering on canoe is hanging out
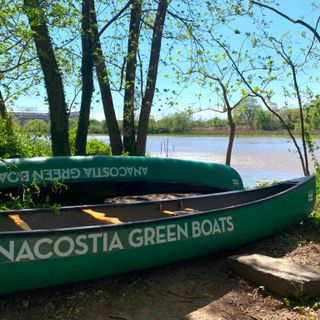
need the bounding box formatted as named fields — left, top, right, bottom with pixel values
left=0, top=166, right=148, bottom=185
left=191, top=216, right=234, bottom=237
left=0, top=216, right=234, bottom=263
left=0, top=171, right=30, bottom=184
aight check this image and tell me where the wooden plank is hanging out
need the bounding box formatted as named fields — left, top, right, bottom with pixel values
left=8, top=214, right=31, bottom=231
left=160, top=210, right=176, bottom=216
left=82, top=209, right=122, bottom=224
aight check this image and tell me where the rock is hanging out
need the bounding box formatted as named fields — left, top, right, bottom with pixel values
left=228, top=254, right=320, bottom=298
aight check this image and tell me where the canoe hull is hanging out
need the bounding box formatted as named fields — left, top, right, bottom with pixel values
left=0, top=156, right=243, bottom=191
left=0, top=175, right=315, bottom=294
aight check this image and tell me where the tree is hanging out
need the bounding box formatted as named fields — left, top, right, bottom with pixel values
left=122, top=0, right=142, bottom=154
left=90, top=0, right=125, bottom=155
left=135, top=0, right=170, bottom=155
left=75, top=0, right=95, bottom=155
left=214, top=36, right=311, bottom=175
left=196, top=74, right=251, bottom=165
left=90, top=0, right=169, bottom=155
left=23, top=0, right=70, bottom=156
left=247, top=0, right=320, bottom=175
left=0, top=89, right=12, bottom=130
left=234, top=97, right=262, bottom=129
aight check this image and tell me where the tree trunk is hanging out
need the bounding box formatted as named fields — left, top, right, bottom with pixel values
left=135, top=0, right=169, bottom=156
left=291, top=64, right=309, bottom=176
left=75, top=0, right=94, bottom=155
left=0, top=89, right=6, bottom=120
left=24, top=0, right=70, bottom=156
left=0, top=89, right=12, bottom=132
left=90, top=0, right=123, bottom=155
left=226, top=109, right=236, bottom=166
left=123, top=0, right=142, bottom=155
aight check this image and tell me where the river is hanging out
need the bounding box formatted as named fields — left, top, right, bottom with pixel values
left=92, top=135, right=319, bottom=187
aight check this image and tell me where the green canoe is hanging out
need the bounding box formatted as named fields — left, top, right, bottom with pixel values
left=0, top=156, right=243, bottom=206
left=0, top=156, right=243, bottom=191
left=0, top=163, right=316, bottom=294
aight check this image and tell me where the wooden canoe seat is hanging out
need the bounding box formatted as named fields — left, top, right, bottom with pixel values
left=160, top=210, right=176, bottom=216
left=82, top=209, right=123, bottom=224
left=8, top=214, right=32, bottom=231
left=160, top=208, right=199, bottom=216
left=159, top=201, right=199, bottom=217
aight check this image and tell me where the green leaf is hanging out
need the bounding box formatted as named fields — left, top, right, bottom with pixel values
left=253, top=86, right=259, bottom=93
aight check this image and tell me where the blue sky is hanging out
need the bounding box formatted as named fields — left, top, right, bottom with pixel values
left=11, top=0, right=320, bottom=121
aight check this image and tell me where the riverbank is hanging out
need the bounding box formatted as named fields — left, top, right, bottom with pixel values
left=148, top=128, right=320, bottom=138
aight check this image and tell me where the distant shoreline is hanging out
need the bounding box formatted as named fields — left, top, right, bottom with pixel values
left=90, top=130, right=320, bottom=138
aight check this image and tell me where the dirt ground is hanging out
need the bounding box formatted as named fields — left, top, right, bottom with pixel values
left=0, top=216, right=319, bottom=320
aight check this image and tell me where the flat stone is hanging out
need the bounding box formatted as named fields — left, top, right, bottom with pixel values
left=228, top=254, right=320, bottom=298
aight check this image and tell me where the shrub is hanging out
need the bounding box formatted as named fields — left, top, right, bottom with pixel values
left=69, top=127, right=111, bottom=156
left=86, top=139, right=111, bottom=155
left=0, top=118, right=51, bottom=158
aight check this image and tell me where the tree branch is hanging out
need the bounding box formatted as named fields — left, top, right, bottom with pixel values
left=214, top=37, right=308, bottom=175
left=96, top=0, right=132, bottom=40
left=251, top=0, right=320, bottom=43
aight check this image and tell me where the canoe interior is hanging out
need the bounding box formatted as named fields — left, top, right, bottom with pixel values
left=0, top=180, right=221, bottom=207
left=0, top=179, right=300, bottom=234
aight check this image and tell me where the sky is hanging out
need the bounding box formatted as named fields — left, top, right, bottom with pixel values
left=9, top=0, right=320, bottom=121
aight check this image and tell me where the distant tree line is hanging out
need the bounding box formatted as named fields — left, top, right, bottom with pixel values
left=17, top=96, right=320, bottom=136
left=148, top=98, right=320, bottom=134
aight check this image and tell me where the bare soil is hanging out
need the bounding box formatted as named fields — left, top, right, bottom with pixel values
left=0, top=199, right=319, bottom=320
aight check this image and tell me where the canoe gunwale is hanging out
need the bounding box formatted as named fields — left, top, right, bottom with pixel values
left=0, top=175, right=315, bottom=238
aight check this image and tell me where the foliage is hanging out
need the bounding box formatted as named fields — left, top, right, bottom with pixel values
left=233, top=98, right=261, bottom=130
left=23, top=119, right=49, bottom=137
left=149, top=111, right=193, bottom=134
left=88, top=119, right=108, bottom=134
left=282, top=295, right=320, bottom=319
left=86, top=139, right=111, bottom=156
left=0, top=180, right=66, bottom=211
left=69, top=127, right=111, bottom=156
left=0, top=118, right=51, bottom=158
left=146, top=107, right=319, bottom=134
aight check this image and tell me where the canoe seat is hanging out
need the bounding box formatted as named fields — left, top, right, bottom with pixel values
left=82, top=209, right=123, bottom=224
left=160, top=208, right=199, bottom=216
left=160, top=210, right=176, bottom=216
left=8, top=214, right=32, bottom=231
left=159, top=200, right=200, bottom=216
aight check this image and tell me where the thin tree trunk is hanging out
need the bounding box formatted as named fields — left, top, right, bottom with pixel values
left=24, top=0, right=70, bottom=156
left=218, top=79, right=236, bottom=166
left=75, top=0, right=94, bottom=155
left=135, top=0, right=169, bottom=155
left=291, top=64, right=310, bottom=175
left=226, top=109, right=236, bottom=166
left=90, top=0, right=123, bottom=155
left=123, top=0, right=142, bottom=155
left=0, top=89, right=7, bottom=120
